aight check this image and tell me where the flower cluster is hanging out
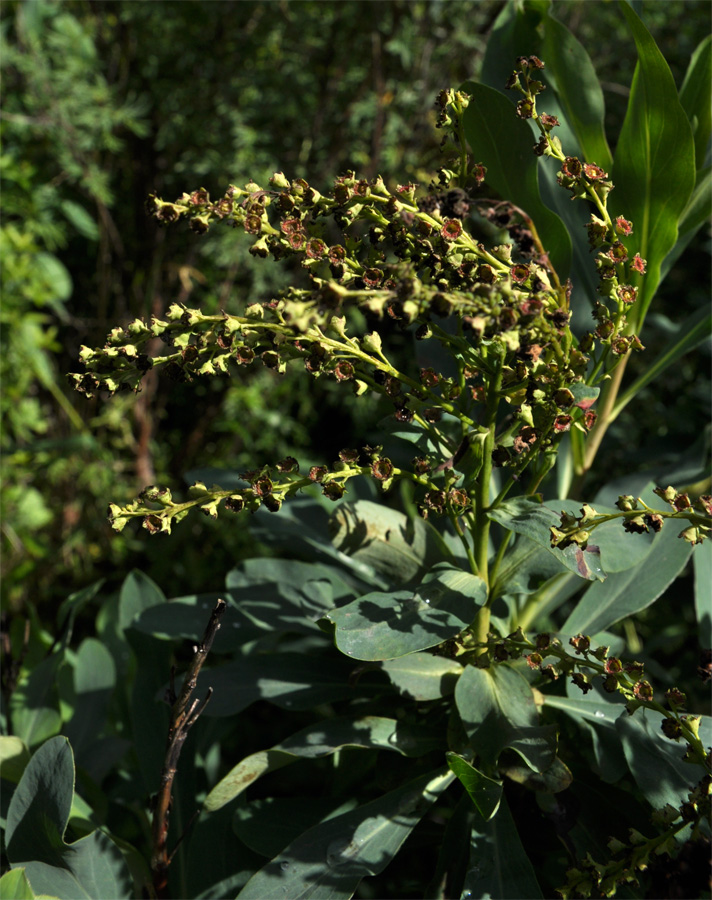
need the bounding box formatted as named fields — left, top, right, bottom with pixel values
left=506, top=55, right=646, bottom=361
left=548, top=491, right=711, bottom=549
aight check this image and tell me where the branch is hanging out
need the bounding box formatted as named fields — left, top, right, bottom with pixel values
left=150, top=598, right=227, bottom=898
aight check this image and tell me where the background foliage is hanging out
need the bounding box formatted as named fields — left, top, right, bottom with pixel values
left=1, top=2, right=710, bottom=898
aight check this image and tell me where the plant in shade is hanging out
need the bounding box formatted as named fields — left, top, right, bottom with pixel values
left=3, top=4, right=710, bottom=899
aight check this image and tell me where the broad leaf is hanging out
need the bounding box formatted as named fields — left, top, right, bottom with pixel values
left=446, top=753, right=502, bottom=821
left=378, top=653, right=463, bottom=700
left=611, top=2, right=696, bottom=324
left=322, top=564, right=486, bottom=661
left=462, top=81, right=571, bottom=278
left=205, top=716, right=441, bottom=812
left=328, top=500, right=441, bottom=587
left=236, top=768, right=455, bottom=899
left=455, top=663, right=556, bottom=772
left=5, top=737, right=132, bottom=900
left=462, top=795, right=543, bottom=900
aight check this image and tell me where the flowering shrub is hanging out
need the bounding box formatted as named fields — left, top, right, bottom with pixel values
left=3, top=5, right=710, bottom=900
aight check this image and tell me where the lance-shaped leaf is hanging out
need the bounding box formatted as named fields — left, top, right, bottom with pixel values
left=541, top=12, right=612, bottom=170
left=236, top=768, right=455, bottom=900
left=446, top=753, right=502, bottom=821
left=562, top=514, right=692, bottom=635
left=5, top=737, right=132, bottom=900
left=679, top=34, right=711, bottom=170
left=461, top=81, right=571, bottom=278
left=321, top=564, right=486, bottom=661
left=455, top=663, right=557, bottom=772
left=462, top=795, right=543, bottom=900
left=611, top=2, right=696, bottom=325
left=205, top=716, right=442, bottom=812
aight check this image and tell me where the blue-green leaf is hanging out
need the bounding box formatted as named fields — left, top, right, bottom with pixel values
left=322, top=564, right=486, bottom=660
left=6, top=737, right=132, bottom=900
left=455, top=663, right=557, bottom=772
left=378, top=652, right=463, bottom=700
left=562, top=510, right=692, bottom=635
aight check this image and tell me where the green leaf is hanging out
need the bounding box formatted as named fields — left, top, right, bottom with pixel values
left=378, top=653, right=463, bottom=700
left=694, top=541, right=712, bottom=650
left=0, top=737, right=31, bottom=785
left=236, top=768, right=455, bottom=900
left=322, top=564, right=486, bottom=661
left=541, top=13, right=612, bottom=170
left=488, top=498, right=606, bottom=581
left=34, top=253, right=72, bottom=304
left=462, top=81, right=572, bottom=278
left=59, top=200, right=99, bottom=241
left=462, top=795, right=543, bottom=900
left=611, top=2, right=696, bottom=324
left=562, top=507, right=692, bottom=635
left=446, top=753, right=502, bottom=821
left=205, top=716, right=440, bottom=812
left=454, top=663, right=557, bottom=772
left=679, top=35, right=712, bottom=170
left=6, top=737, right=132, bottom=900
left=616, top=709, right=712, bottom=810
left=328, top=500, right=441, bottom=587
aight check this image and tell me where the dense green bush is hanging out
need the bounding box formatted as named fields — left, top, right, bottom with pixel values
left=1, top=2, right=711, bottom=899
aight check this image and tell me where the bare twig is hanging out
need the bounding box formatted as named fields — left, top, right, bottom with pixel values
left=150, top=598, right=226, bottom=898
